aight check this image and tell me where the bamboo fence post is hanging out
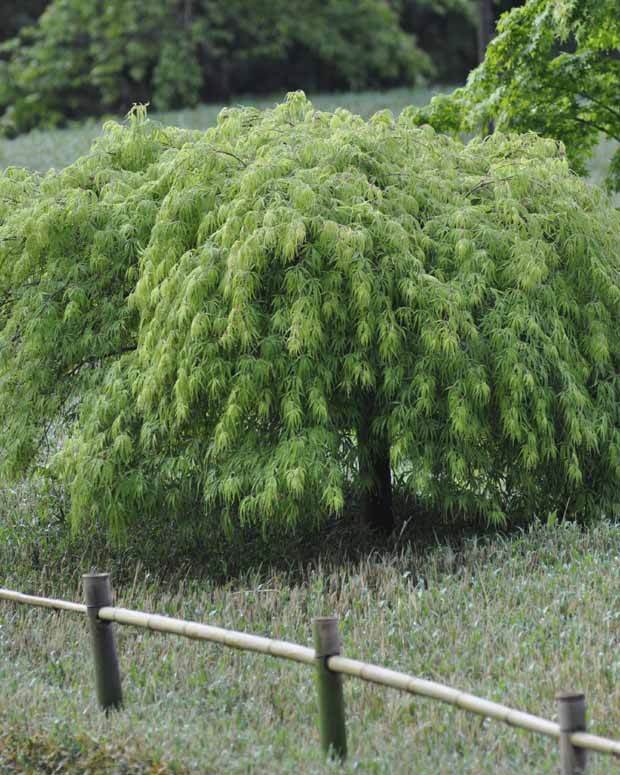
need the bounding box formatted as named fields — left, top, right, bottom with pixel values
left=557, top=692, right=587, bottom=775
left=313, top=616, right=347, bottom=761
left=83, top=573, right=123, bottom=711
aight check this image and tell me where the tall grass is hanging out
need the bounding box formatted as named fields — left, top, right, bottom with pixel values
left=2, top=521, right=620, bottom=773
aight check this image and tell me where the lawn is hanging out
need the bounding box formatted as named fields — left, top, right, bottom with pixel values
left=2, top=516, right=620, bottom=774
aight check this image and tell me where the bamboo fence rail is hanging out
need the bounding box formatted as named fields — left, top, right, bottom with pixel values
left=98, top=606, right=315, bottom=665
left=0, top=587, right=87, bottom=614
left=1, top=579, right=619, bottom=771
left=327, top=656, right=620, bottom=757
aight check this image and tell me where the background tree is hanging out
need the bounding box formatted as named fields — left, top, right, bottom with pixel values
left=477, top=0, right=494, bottom=62
left=2, top=95, right=620, bottom=539
left=397, top=1, right=523, bottom=81
left=0, top=0, right=428, bottom=137
left=0, top=0, right=48, bottom=42
left=0, top=0, right=527, bottom=137
left=415, top=0, right=620, bottom=191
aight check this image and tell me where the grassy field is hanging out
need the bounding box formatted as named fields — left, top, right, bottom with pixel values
left=3, top=518, right=620, bottom=774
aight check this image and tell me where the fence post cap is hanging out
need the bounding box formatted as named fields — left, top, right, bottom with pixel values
left=83, top=573, right=113, bottom=608
left=556, top=692, right=585, bottom=702
left=312, top=616, right=341, bottom=657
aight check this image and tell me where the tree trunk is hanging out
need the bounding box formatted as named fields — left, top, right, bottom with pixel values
left=357, top=399, right=394, bottom=536
left=477, top=0, right=496, bottom=135
left=477, top=0, right=494, bottom=63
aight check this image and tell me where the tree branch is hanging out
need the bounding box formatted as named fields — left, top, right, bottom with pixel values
left=464, top=175, right=517, bottom=197
left=65, top=345, right=137, bottom=377
left=571, top=115, right=620, bottom=143
left=579, top=91, right=620, bottom=123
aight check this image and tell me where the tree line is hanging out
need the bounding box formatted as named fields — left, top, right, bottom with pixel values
left=0, top=0, right=522, bottom=136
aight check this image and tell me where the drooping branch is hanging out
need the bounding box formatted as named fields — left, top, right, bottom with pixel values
left=64, top=345, right=137, bottom=377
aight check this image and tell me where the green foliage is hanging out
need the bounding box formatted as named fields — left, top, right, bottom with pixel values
left=0, top=0, right=427, bottom=137
left=415, top=0, right=620, bottom=191
left=2, top=93, right=620, bottom=538
left=0, top=86, right=452, bottom=175
left=399, top=0, right=479, bottom=81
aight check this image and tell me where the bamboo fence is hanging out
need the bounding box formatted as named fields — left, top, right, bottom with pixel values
left=1, top=577, right=618, bottom=772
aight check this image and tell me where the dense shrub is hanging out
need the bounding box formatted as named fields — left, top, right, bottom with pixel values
left=415, top=0, right=620, bottom=191
left=1, top=94, right=620, bottom=540
left=0, top=0, right=429, bottom=137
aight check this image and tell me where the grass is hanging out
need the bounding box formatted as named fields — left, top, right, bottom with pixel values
left=3, top=514, right=620, bottom=774
left=0, top=86, right=450, bottom=174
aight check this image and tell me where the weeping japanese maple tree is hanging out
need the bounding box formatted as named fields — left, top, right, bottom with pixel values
left=1, top=94, right=620, bottom=539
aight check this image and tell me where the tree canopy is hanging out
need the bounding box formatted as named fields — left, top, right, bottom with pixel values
left=0, top=0, right=530, bottom=137
left=2, top=94, right=620, bottom=539
left=415, top=0, right=620, bottom=191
